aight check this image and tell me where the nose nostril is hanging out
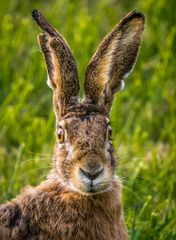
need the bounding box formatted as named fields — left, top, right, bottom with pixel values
left=80, top=167, right=104, bottom=181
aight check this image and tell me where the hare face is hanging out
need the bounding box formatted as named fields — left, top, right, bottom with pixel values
left=54, top=112, right=116, bottom=194
left=33, top=10, right=144, bottom=194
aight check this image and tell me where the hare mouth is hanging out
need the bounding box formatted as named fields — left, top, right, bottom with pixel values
left=85, top=182, right=110, bottom=194
left=70, top=181, right=110, bottom=195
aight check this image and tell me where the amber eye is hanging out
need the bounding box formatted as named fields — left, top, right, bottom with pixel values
left=57, top=127, right=64, bottom=143
left=107, top=126, right=112, bottom=139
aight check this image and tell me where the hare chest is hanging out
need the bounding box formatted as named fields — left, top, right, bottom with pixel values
left=35, top=194, right=127, bottom=240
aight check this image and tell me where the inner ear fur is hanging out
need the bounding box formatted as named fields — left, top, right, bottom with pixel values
left=32, top=10, right=79, bottom=117
left=84, top=10, right=145, bottom=114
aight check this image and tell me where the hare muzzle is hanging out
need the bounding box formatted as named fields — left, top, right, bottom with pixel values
left=74, top=154, right=113, bottom=194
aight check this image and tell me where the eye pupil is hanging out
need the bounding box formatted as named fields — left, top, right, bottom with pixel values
left=57, top=128, right=64, bottom=143
left=109, top=129, right=112, bottom=136
left=58, top=130, right=62, bottom=138
left=107, top=126, right=112, bottom=139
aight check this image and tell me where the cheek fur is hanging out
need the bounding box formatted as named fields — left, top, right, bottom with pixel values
left=66, top=143, right=75, bottom=159
left=54, top=142, right=76, bottom=181
left=105, top=141, right=116, bottom=170
left=104, top=141, right=112, bottom=161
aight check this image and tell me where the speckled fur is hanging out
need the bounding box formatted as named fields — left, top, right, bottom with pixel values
left=0, top=10, right=144, bottom=239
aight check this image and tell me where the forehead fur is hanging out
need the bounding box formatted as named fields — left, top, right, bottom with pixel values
left=59, top=112, right=108, bottom=145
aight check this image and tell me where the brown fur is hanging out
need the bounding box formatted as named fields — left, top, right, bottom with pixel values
left=0, top=9, right=145, bottom=239
left=84, top=11, right=144, bottom=114
left=0, top=177, right=127, bottom=240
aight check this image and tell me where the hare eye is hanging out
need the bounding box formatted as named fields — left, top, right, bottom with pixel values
left=107, top=126, right=112, bottom=139
left=57, top=127, right=64, bottom=143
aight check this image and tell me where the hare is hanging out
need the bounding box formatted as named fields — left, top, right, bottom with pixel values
left=0, top=10, right=144, bottom=240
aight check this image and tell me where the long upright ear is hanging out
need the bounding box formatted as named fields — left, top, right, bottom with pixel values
left=32, top=10, right=79, bottom=118
left=84, top=10, right=145, bottom=115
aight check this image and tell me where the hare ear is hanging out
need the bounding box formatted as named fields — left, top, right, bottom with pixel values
left=84, top=10, right=145, bottom=114
left=32, top=10, right=79, bottom=118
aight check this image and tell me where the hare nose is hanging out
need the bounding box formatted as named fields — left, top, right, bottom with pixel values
left=80, top=167, right=104, bottom=181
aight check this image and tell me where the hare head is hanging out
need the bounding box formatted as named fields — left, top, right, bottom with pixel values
left=32, top=10, right=144, bottom=195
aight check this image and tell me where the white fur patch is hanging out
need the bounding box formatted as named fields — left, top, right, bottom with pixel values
left=67, top=144, right=74, bottom=159
left=78, top=170, right=105, bottom=186
left=123, top=67, right=133, bottom=79
left=119, top=80, right=125, bottom=91
left=46, top=75, right=53, bottom=89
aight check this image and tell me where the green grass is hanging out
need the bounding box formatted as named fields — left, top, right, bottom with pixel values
left=0, top=0, right=176, bottom=239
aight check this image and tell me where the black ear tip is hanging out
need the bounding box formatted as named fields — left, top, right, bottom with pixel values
left=120, top=10, right=145, bottom=28
left=32, top=9, right=40, bottom=20
left=130, top=10, right=145, bottom=21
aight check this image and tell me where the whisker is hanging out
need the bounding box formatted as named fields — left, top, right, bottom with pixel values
left=19, top=166, right=51, bottom=179
left=19, top=157, right=51, bottom=166
left=121, top=184, right=143, bottom=201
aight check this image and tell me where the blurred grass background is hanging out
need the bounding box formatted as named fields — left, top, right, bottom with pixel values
left=0, top=0, right=176, bottom=239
